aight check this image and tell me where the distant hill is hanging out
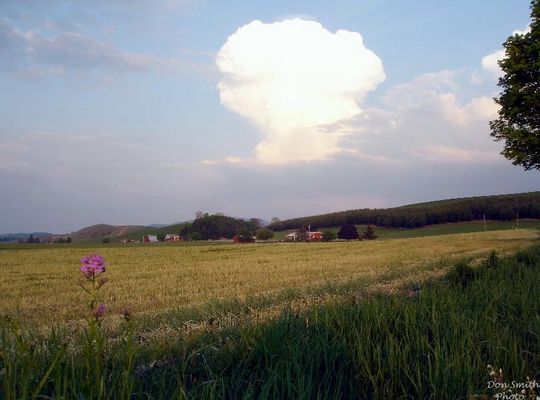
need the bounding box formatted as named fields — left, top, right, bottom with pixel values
left=0, top=232, right=53, bottom=243
left=18, top=193, right=538, bottom=244
left=116, top=222, right=192, bottom=242
left=54, top=224, right=146, bottom=243
left=48, top=216, right=265, bottom=243
left=268, top=191, right=540, bottom=231
left=114, top=217, right=266, bottom=242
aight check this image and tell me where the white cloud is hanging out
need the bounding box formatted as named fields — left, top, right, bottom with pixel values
left=345, top=70, right=503, bottom=164
left=513, top=26, right=531, bottom=36
left=382, top=70, right=499, bottom=126
left=383, top=70, right=458, bottom=109
left=216, top=18, right=385, bottom=165
left=475, top=25, right=531, bottom=81
left=200, top=156, right=245, bottom=165
left=438, top=94, right=499, bottom=126
left=481, top=49, right=505, bottom=77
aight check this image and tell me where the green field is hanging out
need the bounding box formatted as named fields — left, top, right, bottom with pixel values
left=274, top=219, right=540, bottom=240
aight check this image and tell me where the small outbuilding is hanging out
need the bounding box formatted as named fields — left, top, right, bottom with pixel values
left=164, top=234, right=183, bottom=242
left=143, top=235, right=159, bottom=243
left=285, top=232, right=299, bottom=241
left=308, top=231, right=323, bottom=241
left=285, top=231, right=323, bottom=242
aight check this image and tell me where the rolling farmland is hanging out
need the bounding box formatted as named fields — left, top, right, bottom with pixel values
left=1, top=229, right=540, bottom=399
left=1, top=229, right=538, bottom=325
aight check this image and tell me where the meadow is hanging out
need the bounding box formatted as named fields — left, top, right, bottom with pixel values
left=273, top=219, right=540, bottom=240
left=0, top=229, right=538, bottom=326
left=1, top=230, right=539, bottom=399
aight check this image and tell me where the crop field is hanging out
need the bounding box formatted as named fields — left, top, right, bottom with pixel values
left=1, top=230, right=540, bottom=399
left=1, top=229, right=538, bottom=326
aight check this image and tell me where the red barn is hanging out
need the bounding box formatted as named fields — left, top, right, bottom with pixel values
left=308, top=231, right=323, bottom=241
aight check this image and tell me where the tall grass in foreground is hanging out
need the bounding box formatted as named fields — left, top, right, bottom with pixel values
left=1, top=246, right=540, bottom=399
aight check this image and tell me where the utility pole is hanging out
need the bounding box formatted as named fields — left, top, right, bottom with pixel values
left=516, top=211, right=519, bottom=229
left=483, top=213, right=487, bottom=232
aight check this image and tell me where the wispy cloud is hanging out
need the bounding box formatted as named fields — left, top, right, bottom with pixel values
left=332, top=70, right=503, bottom=164
left=419, top=145, right=501, bottom=163
left=0, top=17, right=184, bottom=82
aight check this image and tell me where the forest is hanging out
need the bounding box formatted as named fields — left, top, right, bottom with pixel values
left=268, top=192, right=540, bottom=231
left=178, top=214, right=262, bottom=240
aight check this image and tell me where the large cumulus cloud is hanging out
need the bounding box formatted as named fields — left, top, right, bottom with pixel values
left=216, top=18, right=385, bottom=164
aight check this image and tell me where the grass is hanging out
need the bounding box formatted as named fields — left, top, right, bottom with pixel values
left=274, top=219, right=540, bottom=240
left=1, top=240, right=540, bottom=399
left=1, top=229, right=538, bottom=325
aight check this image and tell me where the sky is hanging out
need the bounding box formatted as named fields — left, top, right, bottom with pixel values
left=0, top=0, right=538, bottom=233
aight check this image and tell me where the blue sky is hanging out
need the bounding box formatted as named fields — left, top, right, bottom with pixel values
left=0, top=0, right=538, bottom=233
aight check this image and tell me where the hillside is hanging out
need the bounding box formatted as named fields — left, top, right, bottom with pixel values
left=268, top=191, right=540, bottom=231
left=58, top=218, right=254, bottom=244
left=118, top=222, right=192, bottom=242
left=271, top=220, right=540, bottom=241
left=110, top=216, right=265, bottom=242
left=396, top=191, right=539, bottom=209
left=0, top=232, right=53, bottom=243
left=55, top=193, right=540, bottom=243
left=59, top=224, right=146, bottom=242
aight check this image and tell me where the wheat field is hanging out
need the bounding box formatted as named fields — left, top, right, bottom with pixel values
left=1, top=229, right=538, bottom=324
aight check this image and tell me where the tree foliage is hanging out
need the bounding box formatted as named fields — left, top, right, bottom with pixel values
left=338, top=224, right=359, bottom=240
left=179, top=215, right=262, bottom=240
left=362, top=225, right=378, bottom=240
left=322, top=229, right=337, bottom=242
left=267, top=192, right=540, bottom=231
left=255, top=228, right=274, bottom=240
left=192, top=215, right=247, bottom=240
left=245, top=218, right=262, bottom=233
left=187, top=232, right=203, bottom=241
left=236, top=230, right=255, bottom=243
left=490, top=0, right=540, bottom=170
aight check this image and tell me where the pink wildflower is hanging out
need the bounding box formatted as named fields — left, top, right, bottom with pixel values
left=80, top=254, right=106, bottom=279
left=93, top=303, right=107, bottom=319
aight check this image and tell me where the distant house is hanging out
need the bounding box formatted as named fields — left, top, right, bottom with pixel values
left=285, top=231, right=323, bottom=242
left=164, top=234, right=182, bottom=242
left=308, top=231, right=323, bottom=241
left=143, top=235, right=159, bottom=243
left=285, top=232, right=299, bottom=241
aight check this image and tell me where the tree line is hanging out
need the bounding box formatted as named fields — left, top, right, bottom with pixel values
left=178, top=215, right=265, bottom=240
left=268, top=192, right=540, bottom=231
